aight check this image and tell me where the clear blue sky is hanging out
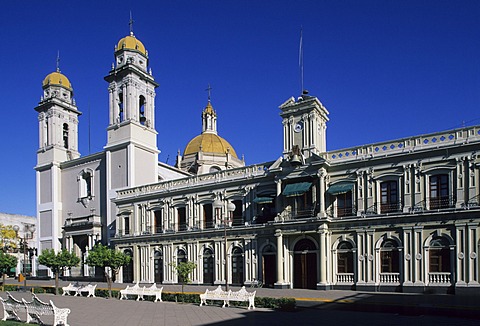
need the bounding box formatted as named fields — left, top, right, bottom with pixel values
left=0, top=1, right=479, bottom=217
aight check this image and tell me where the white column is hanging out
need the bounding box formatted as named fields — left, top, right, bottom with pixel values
left=274, top=230, right=285, bottom=287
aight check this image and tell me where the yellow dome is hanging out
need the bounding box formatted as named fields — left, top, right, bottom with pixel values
left=184, top=133, right=238, bottom=158
left=117, top=35, right=146, bottom=55
left=42, top=71, right=72, bottom=90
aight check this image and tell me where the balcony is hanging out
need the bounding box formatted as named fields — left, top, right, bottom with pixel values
left=327, top=205, right=357, bottom=218
left=336, top=273, right=354, bottom=283
left=379, top=272, right=400, bottom=284
left=428, top=272, right=451, bottom=285
left=363, top=202, right=403, bottom=216
left=410, top=196, right=456, bottom=213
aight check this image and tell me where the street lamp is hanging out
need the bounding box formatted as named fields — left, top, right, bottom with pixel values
left=13, top=223, right=36, bottom=289
left=213, top=199, right=236, bottom=291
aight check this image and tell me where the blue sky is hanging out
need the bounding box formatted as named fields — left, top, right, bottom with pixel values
left=0, top=1, right=479, bottom=217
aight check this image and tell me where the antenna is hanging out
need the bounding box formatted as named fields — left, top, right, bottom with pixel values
left=205, top=83, right=212, bottom=102
left=56, top=51, right=61, bottom=72
left=299, top=26, right=304, bottom=94
left=129, top=11, right=134, bottom=36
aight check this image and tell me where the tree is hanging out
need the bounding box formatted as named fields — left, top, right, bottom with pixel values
left=38, top=249, right=80, bottom=295
left=171, top=261, right=197, bottom=293
left=0, top=251, right=17, bottom=291
left=85, top=244, right=131, bottom=298
left=0, top=224, right=19, bottom=252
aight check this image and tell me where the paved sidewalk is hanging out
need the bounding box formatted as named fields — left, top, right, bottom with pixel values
left=1, top=279, right=479, bottom=325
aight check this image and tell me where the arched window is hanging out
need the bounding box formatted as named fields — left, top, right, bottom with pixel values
left=139, top=95, right=146, bottom=125
left=154, top=250, right=163, bottom=283
left=231, top=247, right=244, bottom=285
left=337, top=241, right=354, bottom=274
left=209, top=166, right=221, bottom=173
left=203, top=248, right=214, bottom=285
left=429, top=237, right=451, bottom=273
left=63, top=123, right=69, bottom=149
left=380, top=239, right=399, bottom=273
left=177, top=249, right=187, bottom=283
left=122, top=249, right=133, bottom=283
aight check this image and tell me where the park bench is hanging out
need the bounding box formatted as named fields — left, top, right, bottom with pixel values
left=200, top=285, right=256, bottom=309
left=0, top=291, right=26, bottom=322
left=226, top=286, right=256, bottom=310
left=1, top=292, right=70, bottom=326
left=62, top=283, right=97, bottom=297
left=120, top=282, right=163, bottom=302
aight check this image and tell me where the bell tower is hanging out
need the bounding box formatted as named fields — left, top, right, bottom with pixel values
left=279, top=92, right=329, bottom=161
left=104, top=30, right=159, bottom=188
left=35, top=70, right=81, bottom=165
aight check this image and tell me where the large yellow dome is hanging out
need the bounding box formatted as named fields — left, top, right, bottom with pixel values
left=184, top=133, right=238, bottom=158
left=117, top=35, right=146, bottom=55
left=42, top=71, right=72, bottom=90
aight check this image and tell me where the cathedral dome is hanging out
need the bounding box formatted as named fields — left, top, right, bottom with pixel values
left=42, top=71, right=72, bottom=90
left=116, top=35, right=146, bottom=55
left=184, top=133, right=238, bottom=158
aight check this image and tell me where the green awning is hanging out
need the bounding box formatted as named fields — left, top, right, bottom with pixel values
left=326, top=182, right=354, bottom=195
left=282, top=182, right=312, bottom=197
left=253, top=197, right=274, bottom=204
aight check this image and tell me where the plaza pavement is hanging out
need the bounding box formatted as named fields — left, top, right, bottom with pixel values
left=1, top=279, right=479, bottom=325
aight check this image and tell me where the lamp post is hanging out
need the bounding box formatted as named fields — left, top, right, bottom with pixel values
left=213, top=199, right=236, bottom=291
left=13, top=223, right=36, bottom=289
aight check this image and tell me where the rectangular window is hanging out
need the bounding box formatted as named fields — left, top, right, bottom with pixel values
left=430, top=174, right=449, bottom=209
left=380, top=181, right=398, bottom=213
left=336, top=191, right=353, bottom=217
left=177, top=207, right=187, bottom=231
left=154, top=210, right=162, bottom=233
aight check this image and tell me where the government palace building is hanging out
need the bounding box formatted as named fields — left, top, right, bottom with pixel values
left=35, top=30, right=480, bottom=295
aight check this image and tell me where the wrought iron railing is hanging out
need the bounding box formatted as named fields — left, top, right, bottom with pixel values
left=327, top=205, right=357, bottom=218
left=410, top=196, right=456, bottom=213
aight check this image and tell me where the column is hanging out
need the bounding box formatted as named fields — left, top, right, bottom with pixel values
left=318, top=168, right=326, bottom=217
left=317, top=224, right=329, bottom=289
left=274, top=230, right=287, bottom=288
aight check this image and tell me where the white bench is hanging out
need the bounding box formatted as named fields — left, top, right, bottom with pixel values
left=141, top=283, right=163, bottom=302
left=226, top=286, right=256, bottom=310
left=120, top=283, right=163, bottom=302
left=0, top=291, right=25, bottom=322
left=200, top=285, right=255, bottom=309
left=62, top=283, right=97, bottom=297
left=0, top=292, right=70, bottom=326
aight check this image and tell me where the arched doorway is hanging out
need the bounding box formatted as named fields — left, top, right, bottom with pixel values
left=154, top=250, right=163, bottom=283
left=231, top=247, right=244, bottom=286
left=262, top=244, right=276, bottom=288
left=177, top=249, right=187, bottom=283
left=203, top=248, right=214, bottom=285
left=293, top=238, right=317, bottom=289
left=123, top=249, right=134, bottom=283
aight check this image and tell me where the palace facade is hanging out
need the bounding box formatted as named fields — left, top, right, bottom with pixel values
left=35, top=30, right=480, bottom=294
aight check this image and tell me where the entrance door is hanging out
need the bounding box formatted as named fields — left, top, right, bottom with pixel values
left=203, top=248, right=214, bottom=285
left=263, top=255, right=276, bottom=287
left=231, top=247, right=244, bottom=285
left=293, top=239, right=317, bottom=289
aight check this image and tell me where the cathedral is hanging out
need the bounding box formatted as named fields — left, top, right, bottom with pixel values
left=35, top=30, right=480, bottom=294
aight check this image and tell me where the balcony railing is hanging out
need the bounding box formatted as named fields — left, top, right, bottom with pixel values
left=363, top=202, right=403, bottom=215
left=461, top=194, right=480, bottom=209
left=327, top=205, right=357, bottom=218
left=428, top=272, right=451, bottom=285
left=336, top=273, right=354, bottom=283
left=379, top=272, right=400, bottom=284
left=410, top=196, right=456, bottom=213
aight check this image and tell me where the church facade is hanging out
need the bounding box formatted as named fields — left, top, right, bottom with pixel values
left=35, top=31, right=480, bottom=294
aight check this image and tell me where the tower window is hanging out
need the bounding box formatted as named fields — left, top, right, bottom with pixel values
left=63, top=123, right=69, bottom=149
left=118, top=93, right=124, bottom=122
left=139, top=95, right=146, bottom=125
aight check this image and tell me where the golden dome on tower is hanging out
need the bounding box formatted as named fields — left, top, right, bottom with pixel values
left=116, top=34, right=147, bottom=55
left=184, top=133, right=238, bottom=158
left=42, top=71, right=72, bottom=90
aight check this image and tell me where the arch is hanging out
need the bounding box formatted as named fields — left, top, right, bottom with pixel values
left=379, top=238, right=400, bottom=273
left=261, top=243, right=276, bottom=288
left=336, top=241, right=354, bottom=275
left=427, top=236, right=451, bottom=273
left=154, top=250, right=163, bottom=283
left=203, top=248, right=214, bottom=285
left=231, top=247, right=244, bottom=286
left=122, top=249, right=134, bottom=283
left=293, top=238, right=317, bottom=289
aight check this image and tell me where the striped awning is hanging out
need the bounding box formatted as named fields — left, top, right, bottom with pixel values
left=282, top=182, right=312, bottom=197
left=326, top=182, right=354, bottom=195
